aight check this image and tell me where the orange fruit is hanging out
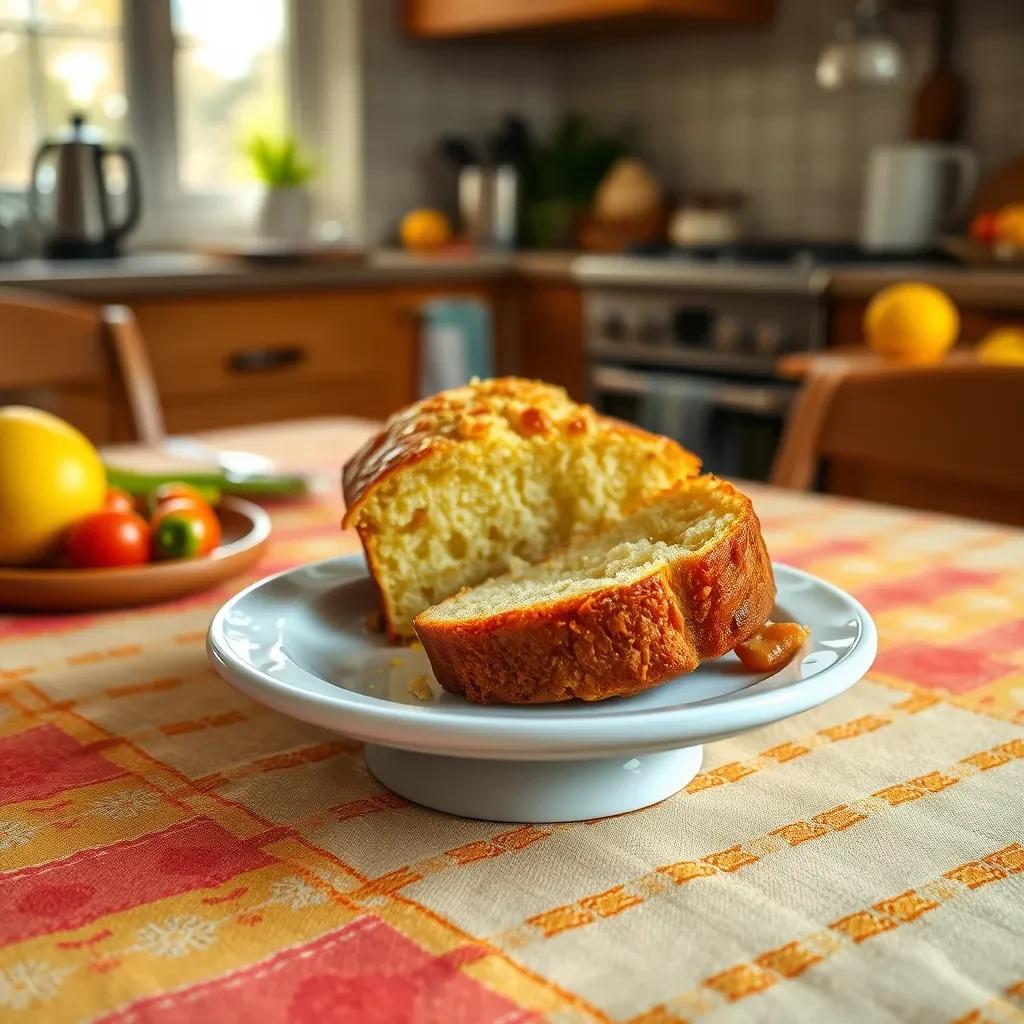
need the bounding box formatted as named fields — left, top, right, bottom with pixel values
left=993, top=204, right=1024, bottom=248
left=977, top=327, right=1024, bottom=366
left=400, top=209, right=452, bottom=252
left=864, top=282, right=959, bottom=364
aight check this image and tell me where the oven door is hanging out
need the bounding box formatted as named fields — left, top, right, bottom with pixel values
left=590, top=365, right=795, bottom=481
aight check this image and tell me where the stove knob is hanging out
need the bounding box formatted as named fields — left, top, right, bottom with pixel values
left=712, top=317, right=744, bottom=353
left=638, top=317, right=665, bottom=345
left=753, top=322, right=786, bottom=357
left=602, top=313, right=627, bottom=342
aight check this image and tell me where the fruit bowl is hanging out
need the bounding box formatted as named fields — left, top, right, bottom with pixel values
left=0, top=498, right=270, bottom=612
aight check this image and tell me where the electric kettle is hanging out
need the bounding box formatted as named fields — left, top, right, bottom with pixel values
left=28, top=113, right=141, bottom=259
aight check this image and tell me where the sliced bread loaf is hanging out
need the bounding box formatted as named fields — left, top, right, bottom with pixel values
left=414, top=477, right=775, bottom=704
left=342, top=377, right=699, bottom=640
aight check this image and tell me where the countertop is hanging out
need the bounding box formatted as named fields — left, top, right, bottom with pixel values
left=825, top=264, right=1024, bottom=309
left=0, top=249, right=576, bottom=298
left=3, top=248, right=1024, bottom=307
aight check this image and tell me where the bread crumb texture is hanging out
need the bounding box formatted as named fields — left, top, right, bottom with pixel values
left=342, top=377, right=699, bottom=639
left=407, top=674, right=433, bottom=701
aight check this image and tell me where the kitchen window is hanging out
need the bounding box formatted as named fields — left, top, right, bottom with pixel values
left=0, top=0, right=127, bottom=188
left=0, top=0, right=299, bottom=235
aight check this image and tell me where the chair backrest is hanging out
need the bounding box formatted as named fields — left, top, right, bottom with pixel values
left=772, top=361, right=1024, bottom=526
left=0, top=288, right=164, bottom=445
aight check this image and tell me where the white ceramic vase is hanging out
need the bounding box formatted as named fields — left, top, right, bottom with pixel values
left=258, top=186, right=312, bottom=241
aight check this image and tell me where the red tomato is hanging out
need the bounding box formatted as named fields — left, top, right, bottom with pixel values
left=65, top=511, right=151, bottom=569
left=150, top=499, right=222, bottom=559
left=102, top=487, right=135, bottom=515
left=970, top=212, right=998, bottom=244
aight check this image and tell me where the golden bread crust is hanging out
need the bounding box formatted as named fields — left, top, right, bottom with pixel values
left=414, top=481, right=776, bottom=704
left=341, top=377, right=698, bottom=527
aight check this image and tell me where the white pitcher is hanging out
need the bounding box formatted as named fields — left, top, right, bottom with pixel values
left=860, top=142, right=978, bottom=252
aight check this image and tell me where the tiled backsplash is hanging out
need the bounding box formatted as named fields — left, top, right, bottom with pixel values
left=360, top=1, right=558, bottom=243
left=359, top=0, right=1024, bottom=242
left=559, top=0, right=1024, bottom=240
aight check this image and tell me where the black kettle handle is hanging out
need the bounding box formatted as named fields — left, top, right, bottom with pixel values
left=102, top=145, right=142, bottom=242
left=28, top=143, right=58, bottom=226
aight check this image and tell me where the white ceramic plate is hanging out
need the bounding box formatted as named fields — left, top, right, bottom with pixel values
left=208, top=556, right=876, bottom=822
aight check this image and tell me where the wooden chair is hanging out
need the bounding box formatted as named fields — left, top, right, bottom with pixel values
left=771, top=357, right=1024, bottom=526
left=0, top=288, right=164, bottom=445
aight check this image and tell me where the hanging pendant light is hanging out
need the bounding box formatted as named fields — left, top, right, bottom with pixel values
left=816, top=0, right=909, bottom=90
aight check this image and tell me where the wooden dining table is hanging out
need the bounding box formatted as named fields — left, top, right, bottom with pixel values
left=1, top=417, right=1022, bottom=1023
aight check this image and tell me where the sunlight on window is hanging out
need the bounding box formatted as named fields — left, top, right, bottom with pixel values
left=171, top=0, right=289, bottom=191
left=0, top=0, right=30, bottom=17
left=0, top=0, right=124, bottom=187
left=37, top=0, right=119, bottom=29
left=0, top=31, right=33, bottom=186
left=43, top=37, right=124, bottom=138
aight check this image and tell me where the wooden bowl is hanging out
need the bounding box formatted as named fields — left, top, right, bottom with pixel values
left=0, top=498, right=271, bottom=612
left=941, top=235, right=1024, bottom=267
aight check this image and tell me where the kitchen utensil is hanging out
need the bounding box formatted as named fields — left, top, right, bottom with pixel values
left=861, top=142, right=977, bottom=252
left=0, top=498, right=269, bottom=612
left=208, top=555, right=876, bottom=822
left=457, top=165, right=490, bottom=246
left=911, top=0, right=962, bottom=142
left=816, top=0, right=908, bottom=91
left=669, top=195, right=744, bottom=249
left=490, top=164, right=519, bottom=249
left=28, top=113, right=141, bottom=259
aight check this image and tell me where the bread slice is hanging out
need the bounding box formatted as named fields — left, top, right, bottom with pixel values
left=414, top=477, right=775, bottom=704
left=342, top=377, right=699, bottom=640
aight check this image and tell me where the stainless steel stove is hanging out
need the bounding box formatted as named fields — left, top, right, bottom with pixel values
left=578, top=243, right=951, bottom=480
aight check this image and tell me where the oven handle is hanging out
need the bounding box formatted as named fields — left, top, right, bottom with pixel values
left=591, top=365, right=793, bottom=416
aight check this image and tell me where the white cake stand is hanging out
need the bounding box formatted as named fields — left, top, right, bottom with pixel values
left=207, top=556, right=876, bottom=822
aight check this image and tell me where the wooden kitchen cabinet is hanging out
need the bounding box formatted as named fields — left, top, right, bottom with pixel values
left=516, top=281, right=585, bottom=400
left=131, top=283, right=497, bottom=433
left=405, top=0, right=774, bottom=38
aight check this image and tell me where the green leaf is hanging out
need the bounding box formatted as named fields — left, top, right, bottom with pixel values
left=242, top=133, right=317, bottom=186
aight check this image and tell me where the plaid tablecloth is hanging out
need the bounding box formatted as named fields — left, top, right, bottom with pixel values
left=1, top=418, right=1022, bottom=1023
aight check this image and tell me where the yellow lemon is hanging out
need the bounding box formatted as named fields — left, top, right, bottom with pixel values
left=994, top=204, right=1024, bottom=248
left=977, top=327, right=1024, bottom=366
left=400, top=209, right=452, bottom=252
left=864, top=282, right=959, bottom=363
left=0, top=406, right=106, bottom=565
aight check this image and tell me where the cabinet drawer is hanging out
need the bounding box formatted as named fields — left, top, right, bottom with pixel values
left=134, top=289, right=420, bottom=401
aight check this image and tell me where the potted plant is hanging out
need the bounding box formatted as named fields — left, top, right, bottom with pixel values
left=521, top=114, right=628, bottom=249
left=245, top=134, right=316, bottom=241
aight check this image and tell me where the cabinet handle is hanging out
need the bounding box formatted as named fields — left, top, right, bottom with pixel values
left=228, top=345, right=306, bottom=374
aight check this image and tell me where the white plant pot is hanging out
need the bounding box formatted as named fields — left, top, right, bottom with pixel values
left=258, top=186, right=312, bottom=241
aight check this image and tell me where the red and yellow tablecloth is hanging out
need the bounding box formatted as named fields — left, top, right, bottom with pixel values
left=1, top=418, right=1022, bottom=1022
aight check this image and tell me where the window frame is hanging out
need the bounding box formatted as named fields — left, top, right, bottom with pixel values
left=0, top=0, right=126, bottom=191
left=125, top=0, right=305, bottom=243
left=2, top=0, right=346, bottom=244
